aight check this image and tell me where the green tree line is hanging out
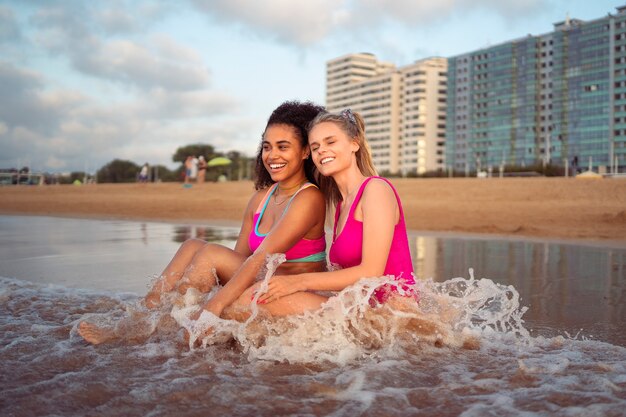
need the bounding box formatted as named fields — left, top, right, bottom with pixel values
left=95, top=144, right=253, bottom=183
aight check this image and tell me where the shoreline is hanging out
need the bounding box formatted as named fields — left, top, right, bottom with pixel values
left=1, top=178, right=625, bottom=244
left=3, top=211, right=626, bottom=249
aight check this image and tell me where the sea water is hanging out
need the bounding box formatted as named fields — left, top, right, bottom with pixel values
left=1, top=216, right=625, bottom=416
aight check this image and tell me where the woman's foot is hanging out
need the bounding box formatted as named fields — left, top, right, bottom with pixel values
left=77, top=321, right=115, bottom=345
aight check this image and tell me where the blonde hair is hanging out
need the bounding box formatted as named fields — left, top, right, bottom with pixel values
left=307, top=109, right=377, bottom=210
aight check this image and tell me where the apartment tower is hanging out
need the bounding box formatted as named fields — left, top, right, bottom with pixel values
left=447, top=6, right=626, bottom=174
left=326, top=53, right=447, bottom=175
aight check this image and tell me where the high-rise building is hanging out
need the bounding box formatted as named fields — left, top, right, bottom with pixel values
left=325, top=54, right=447, bottom=175
left=447, top=6, right=626, bottom=174
left=399, top=58, right=448, bottom=175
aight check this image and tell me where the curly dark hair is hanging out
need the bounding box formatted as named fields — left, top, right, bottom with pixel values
left=253, top=100, right=325, bottom=190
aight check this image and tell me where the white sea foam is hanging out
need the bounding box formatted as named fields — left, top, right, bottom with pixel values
left=2, top=271, right=626, bottom=417
left=166, top=260, right=534, bottom=365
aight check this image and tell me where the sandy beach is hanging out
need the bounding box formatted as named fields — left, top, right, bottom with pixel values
left=1, top=177, right=625, bottom=243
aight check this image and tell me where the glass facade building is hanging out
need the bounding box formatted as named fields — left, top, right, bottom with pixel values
left=447, top=7, right=626, bottom=173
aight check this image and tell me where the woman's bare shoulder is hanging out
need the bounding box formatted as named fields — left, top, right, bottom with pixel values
left=293, top=184, right=325, bottom=206
left=245, top=186, right=271, bottom=211
left=363, top=177, right=395, bottom=199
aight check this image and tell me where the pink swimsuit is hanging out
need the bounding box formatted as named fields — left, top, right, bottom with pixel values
left=329, top=177, right=416, bottom=302
left=248, top=183, right=326, bottom=263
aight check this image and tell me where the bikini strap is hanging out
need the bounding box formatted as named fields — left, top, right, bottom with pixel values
left=347, top=177, right=374, bottom=217
left=284, top=182, right=317, bottom=210
left=254, top=182, right=316, bottom=237
left=253, top=184, right=278, bottom=237
left=349, top=176, right=404, bottom=219
left=254, top=183, right=279, bottom=214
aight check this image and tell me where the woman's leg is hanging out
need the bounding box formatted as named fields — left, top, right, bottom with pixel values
left=144, top=238, right=207, bottom=308
left=147, top=240, right=248, bottom=307
left=174, top=242, right=247, bottom=296
left=78, top=242, right=247, bottom=345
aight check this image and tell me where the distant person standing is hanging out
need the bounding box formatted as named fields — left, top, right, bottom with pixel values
left=184, top=156, right=194, bottom=184
left=189, top=156, right=198, bottom=182
left=138, top=163, right=149, bottom=183
left=197, top=156, right=207, bottom=184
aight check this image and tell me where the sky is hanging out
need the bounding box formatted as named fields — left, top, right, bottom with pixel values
left=0, top=0, right=621, bottom=173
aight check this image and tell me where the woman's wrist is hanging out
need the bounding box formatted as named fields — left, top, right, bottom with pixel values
left=299, top=273, right=311, bottom=292
left=202, top=299, right=223, bottom=317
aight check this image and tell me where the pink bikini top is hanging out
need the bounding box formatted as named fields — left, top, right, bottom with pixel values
left=248, top=183, right=326, bottom=263
left=329, top=177, right=416, bottom=302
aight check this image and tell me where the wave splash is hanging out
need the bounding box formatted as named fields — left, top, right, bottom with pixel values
left=168, top=256, right=532, bottom=364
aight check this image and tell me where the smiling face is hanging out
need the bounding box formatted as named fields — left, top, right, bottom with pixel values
left=308, top=121, right=359, bottom=177
left=261, top=123, right=309, bottom=183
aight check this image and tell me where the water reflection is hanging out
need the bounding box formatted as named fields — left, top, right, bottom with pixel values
left=172, top=225, right=239, bottom=243
left=410, top=234, right=625, bottom=345
left=0, top=216, right=623, bottom=346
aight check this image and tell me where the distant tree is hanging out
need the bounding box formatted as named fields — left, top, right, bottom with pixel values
left=171, top=144, right=254, bottom=182
left=225, top=150, right=253, bottom=181
left=171, top=144, right=218, bottom=182
left=150, top=164, right=178, bottom=182
left=69, top=171, right=86, bottom=183
left=172, top=144, right=218, bottom=164
left=97, top=159, right=140, bottom=183
left=57, top=171, right=87, bottom=184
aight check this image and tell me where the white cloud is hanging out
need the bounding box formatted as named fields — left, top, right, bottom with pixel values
left=31, top=3, right=91, bottom=40
left=151, top=34, right=203, bottom=64
left=139, top=88, right=239, bottom=119
left=0, top=5, right=21, bottom=43
left=96, top=7, right=139, bottom=34
left=0, top=61, right=68, bottom=133
left=30, top=3, right=205, bottom=92
left=191, top=0, right=549, bottom=47
left=45, top=155, right=67, bottom=170
left=192, top=0, right=350, bottom=45
left=356, top=0, right=457, bottom=23
left=475, top=0, right=547, bottom=19
left=353, top=0, right=547, bottom=27
left=74, top=37, right=211, bottom=91
left=0, top=57, right=244, bottom=172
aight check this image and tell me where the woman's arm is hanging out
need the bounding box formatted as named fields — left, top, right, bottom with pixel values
left=232, top=190, right=262, bottom=256
left=202, top=187, right=326, bottom=316
left=258, top=179, right=399, bottom=302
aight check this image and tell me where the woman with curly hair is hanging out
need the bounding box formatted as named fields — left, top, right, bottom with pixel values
left=78, top=100, right=328, bottom=344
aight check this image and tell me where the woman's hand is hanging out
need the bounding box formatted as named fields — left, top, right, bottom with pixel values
left=256, top=275, right=304, bottom=304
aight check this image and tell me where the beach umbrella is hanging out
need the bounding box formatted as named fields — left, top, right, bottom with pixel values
left=207, top=157, right=232, bottom=167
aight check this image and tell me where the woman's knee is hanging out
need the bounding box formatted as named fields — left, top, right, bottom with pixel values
left=194, top=242, right=217, bottom=258
left=186, top=244, right=221, bottom=276
left=178, top=238, right=207, bottom=257
left=194, top=243, right=245, bottom=278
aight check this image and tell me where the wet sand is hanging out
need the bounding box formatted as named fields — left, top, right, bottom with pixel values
left=1, top=177, right=625, bottom=242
